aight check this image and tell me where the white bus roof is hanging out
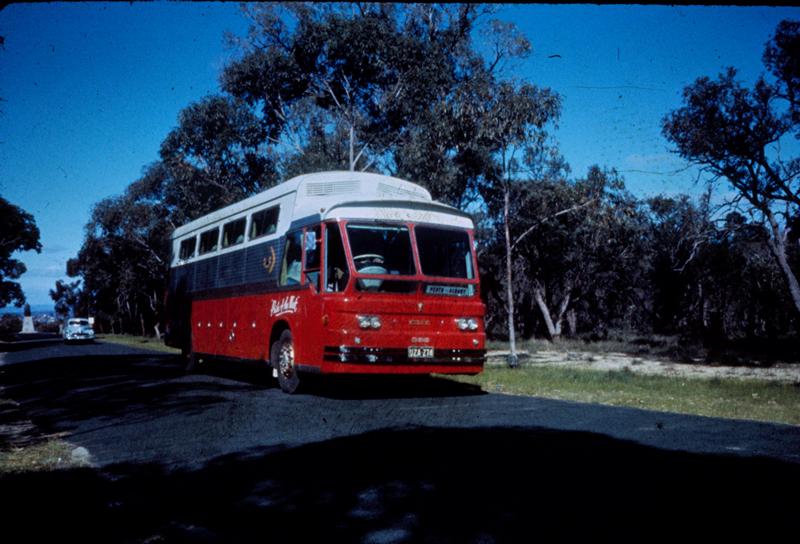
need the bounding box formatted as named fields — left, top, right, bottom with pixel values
left=172, top=171, right=471, bottom=240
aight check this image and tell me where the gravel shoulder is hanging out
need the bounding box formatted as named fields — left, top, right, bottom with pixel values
left=487, top=350, right=800, bottom=383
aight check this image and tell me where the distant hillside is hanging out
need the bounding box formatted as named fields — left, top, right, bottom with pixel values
left=1, top=304, right=55, bottom=315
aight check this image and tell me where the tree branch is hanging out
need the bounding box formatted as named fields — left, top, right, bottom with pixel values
left=510, top=198, right=596, bottom=252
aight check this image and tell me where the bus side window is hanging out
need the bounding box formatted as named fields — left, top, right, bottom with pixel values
left=280, top=231, right=302, bottom=286
left=179, top=237, right=196, bottom=261
left=199, top=228, right=219, bottom=255
left=304, top=226, right=321, bottom=291
left=249, top=206, right=279, bottom=240
left=222, top=218, right=246, bottom=248
left=325, top=224, right=349, bottom=292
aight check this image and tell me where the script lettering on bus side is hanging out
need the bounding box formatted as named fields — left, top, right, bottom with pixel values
left=270, top=295, right=299, bottom=317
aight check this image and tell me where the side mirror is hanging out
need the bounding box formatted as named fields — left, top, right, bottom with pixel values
left=305, top=231, right=318, bottom=251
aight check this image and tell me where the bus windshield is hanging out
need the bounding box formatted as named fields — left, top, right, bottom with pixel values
left=415, top=226, right=474, bottom=279
left=344, top=222, right=475, bottom=281
left=345, top=224, right=415, bottom=276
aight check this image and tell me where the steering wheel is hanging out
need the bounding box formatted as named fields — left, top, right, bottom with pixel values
left=353, top=254, right=387, bottom=285
left=353, top=254, right=385, bottom=264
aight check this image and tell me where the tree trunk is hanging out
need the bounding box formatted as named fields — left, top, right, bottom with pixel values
left=566, top=309, right=577, bottom=337
left=503, top=185, right=518, bottom=367
left=349, top=122, right=355, bottom=171
left=765, top=210, right=800, bottom=315
left=533, top=285, right=560, bottom=340
left=533, top=285, right=572, bottom=341
left=154, top=323, right=161, bottom=340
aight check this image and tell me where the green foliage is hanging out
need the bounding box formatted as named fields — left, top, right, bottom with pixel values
left=67, top=182, right=174, bottom=334
left=646, top=196, right=796, bottom=340
left=480, top=167, right=649, bottom=340
left=0, top=196, right=41, bottom=308
left=49, top=279, right=86, bottom=318
left=158, top=95, right=277, bottom=224
left=663, top=19, right=800, bottom=316
left=222, top=3, right=520, bottom=207
left=0, top=314, right=22, bottom=336
left=763, top=20, right=800, bottom=125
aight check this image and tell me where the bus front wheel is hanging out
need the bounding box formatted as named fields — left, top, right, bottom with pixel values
left=272, top=329, right=300, bottom=394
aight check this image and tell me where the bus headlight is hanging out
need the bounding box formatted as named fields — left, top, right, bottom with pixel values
left=357, top=315, right=382, bottom=329
left=456, top=318, right=479, bottom=331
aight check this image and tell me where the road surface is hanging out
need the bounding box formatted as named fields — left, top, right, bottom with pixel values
left=1, top=341, right=798, bottom=542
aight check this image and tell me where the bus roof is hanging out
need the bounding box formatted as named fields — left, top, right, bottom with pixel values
left=171, top=171, right=462, bottom=240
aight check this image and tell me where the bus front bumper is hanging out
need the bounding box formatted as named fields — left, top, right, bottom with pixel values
left=319, top=345, right=485, bottom=375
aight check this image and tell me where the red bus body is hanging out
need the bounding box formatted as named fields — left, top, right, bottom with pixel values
left=165, top=172, right=485, bottom=391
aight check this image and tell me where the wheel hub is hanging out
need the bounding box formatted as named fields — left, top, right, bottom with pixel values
left=279, top=342, right=295, bottom=378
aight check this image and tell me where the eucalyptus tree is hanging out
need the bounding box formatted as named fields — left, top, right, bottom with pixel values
left=158, top=94, right=277, bottom=224
left=49, top=279, right=87, bottom=320
left=222, top=2, right=504, bottom=206
left=484, top=168, right=647, bottom=342
left=663, top=19, right=800, bottom=315
left=473, top=81, right=560, bottom=363
left=68, top=179, right=174, bottom=335
left=0, top=196, right=41, bottom=308
left=646, top=198, right=795, bottom=341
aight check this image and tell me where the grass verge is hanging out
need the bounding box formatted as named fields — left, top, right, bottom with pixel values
left=447, top=366, right=800, bottom=426
left=0, top=398, right=92, bottom=474
left=0, top=439, right=90, bottom=474
left=97, top=333, right=181, bottom=354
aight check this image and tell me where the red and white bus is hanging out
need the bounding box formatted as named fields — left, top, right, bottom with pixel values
left=164, top=171, right=485, bottom=393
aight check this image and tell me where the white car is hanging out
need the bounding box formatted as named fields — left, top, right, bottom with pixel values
left=63, top=318, right=95, bottom=343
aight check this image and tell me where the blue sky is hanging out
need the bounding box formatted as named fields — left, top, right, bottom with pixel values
left=1, top=3, right=799, bottom=307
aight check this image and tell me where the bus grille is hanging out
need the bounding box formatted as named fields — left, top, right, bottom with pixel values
left=324, top=346, right=485, bottom=366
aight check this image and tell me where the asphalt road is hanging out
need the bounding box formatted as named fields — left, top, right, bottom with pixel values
left=1, top=341, right=799, bottom=542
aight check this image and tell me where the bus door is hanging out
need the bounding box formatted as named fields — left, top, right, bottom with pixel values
left=323, top=222, right=349, bottom=293
left=299, top=224, right=323, bottom=367
left=303, top=225, right=322, bottom=292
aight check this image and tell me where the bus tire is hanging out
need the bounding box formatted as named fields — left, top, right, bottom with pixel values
left=272, top=329, right=300, bottom=394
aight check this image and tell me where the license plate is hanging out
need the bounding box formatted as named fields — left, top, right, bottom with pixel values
left=408, top=346, right=434, bottom=359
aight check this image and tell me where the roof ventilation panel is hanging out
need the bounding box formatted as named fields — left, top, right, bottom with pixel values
left=305, top=180, right=360, bottom=197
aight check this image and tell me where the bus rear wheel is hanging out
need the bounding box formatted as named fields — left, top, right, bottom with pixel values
left=272, top=329, right=300, bottom=394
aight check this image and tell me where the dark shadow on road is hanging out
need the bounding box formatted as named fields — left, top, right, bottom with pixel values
left=1, top=425, right=797, bottom=542
left=1, top=353, right=483, bottom=452
left=0, top=355, right=267, bottom=444
left=191, top=358, right=275, bottom=388
left=185, top=357, right=484, bottom=400
left=0, top=333, right=62, bottom=352
left=189, top=357, right=484, bottom=399
left=304, top=374, right=486, bottom=400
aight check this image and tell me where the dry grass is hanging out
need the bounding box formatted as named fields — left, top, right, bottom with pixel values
left=0, top=439, right=91, bottom=474
left=97, top=334, right=181, bottom=354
